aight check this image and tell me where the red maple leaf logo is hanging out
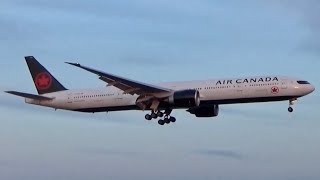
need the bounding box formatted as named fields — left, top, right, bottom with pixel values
left=35, top=73, right=52, bottom=90
left=271, top=86, right=279, bottom=94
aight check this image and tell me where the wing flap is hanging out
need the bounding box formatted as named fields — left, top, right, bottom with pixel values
left=5, top=91, right=54, bottom=100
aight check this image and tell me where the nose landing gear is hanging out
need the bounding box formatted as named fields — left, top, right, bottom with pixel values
left=288, top=99, right=297, bottom=113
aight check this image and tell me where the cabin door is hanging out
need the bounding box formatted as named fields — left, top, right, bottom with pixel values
left=67, top=93, right=73, bottom=104
left=281, top=79, right=288, bottom=89
left=235, top=84, right=245, bottom=98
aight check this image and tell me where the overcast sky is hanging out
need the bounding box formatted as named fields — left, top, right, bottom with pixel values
left=0, top=0, right=320, bottom=180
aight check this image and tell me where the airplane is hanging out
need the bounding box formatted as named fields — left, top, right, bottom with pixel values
left=5, top=56, right=315, bottom=126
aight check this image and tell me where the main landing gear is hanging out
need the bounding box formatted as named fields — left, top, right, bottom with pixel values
left=157, top=116, right=176, bottom=126
left=145, top=109, right=176, bottom=126
left=144, top=111, right=163, bottom=120
left=288, top=99, right=297, bottom=113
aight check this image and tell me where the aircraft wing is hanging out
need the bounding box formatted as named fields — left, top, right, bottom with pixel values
left=66, top=62, right=173, bottom=95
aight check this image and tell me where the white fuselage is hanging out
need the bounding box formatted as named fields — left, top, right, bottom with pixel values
left=25, top=76, right=315, bottom=112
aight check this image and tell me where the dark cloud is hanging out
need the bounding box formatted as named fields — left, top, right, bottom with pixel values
left=79, top=147, right=245, bottom=159
left=194, top=149, right=245, bottom=160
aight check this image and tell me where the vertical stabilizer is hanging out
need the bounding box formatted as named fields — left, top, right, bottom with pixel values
left=25, top=56, right=67, bottom=94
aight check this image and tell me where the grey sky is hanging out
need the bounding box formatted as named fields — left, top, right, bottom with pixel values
left=0, top=0, right=320, bottom=180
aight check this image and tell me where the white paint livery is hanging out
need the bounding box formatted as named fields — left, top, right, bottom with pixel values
left=6, top=57, right=315, bottom=126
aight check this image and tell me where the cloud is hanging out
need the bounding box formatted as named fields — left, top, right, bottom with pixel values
left=194, top=149, right=245, bottom=160
left=79, top=147, right=245, bottom=159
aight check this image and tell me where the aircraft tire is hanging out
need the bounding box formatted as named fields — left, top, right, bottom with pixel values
left=145, top=114, right=152, bottom=120
left=157, top=111, right=164, bottom=117
left=164, top=118, right=171, bottom=124
left=151, top=113, right=158, bottom=119
left=158, top=120, right=165, bottom=125
left=170, top=117, right=176, bottom=123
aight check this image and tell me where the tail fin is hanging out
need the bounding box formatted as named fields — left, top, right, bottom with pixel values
left=25, top=56, right=67, bottom=94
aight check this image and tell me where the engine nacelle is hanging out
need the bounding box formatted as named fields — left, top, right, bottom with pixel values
left=187, top=105, right=219, bottom=117
left=168, top=89, right=200, bottom=108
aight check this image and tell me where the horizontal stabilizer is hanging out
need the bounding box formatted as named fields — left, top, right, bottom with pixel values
left=5, top=91, right=54, bottom=100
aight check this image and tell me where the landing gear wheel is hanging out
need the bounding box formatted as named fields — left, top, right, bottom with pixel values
left=288, top=107, right=293, bottom=113
left=158, top=120, right=165, bottom=125
left=157, top=111, right=164, bottom=118
left=164, top=118, right=171, bottom=124
left=151, top=113, right=158, bottom=119
left=169, top=117, right=176, bottom=123
left=145, top=114, right=152, bottom=120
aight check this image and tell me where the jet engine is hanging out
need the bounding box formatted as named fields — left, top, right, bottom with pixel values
left=168, top=89, right=200, bottom=108
left=187, top=105, right=219, bottom=117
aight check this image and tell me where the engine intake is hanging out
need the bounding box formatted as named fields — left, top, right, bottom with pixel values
left=168, top=89, right=200, bottom=108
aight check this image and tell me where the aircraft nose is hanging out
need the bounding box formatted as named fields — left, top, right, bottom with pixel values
left=304, top=84, right=316, bottom=95
left=310, top=84, right=315, bottom=93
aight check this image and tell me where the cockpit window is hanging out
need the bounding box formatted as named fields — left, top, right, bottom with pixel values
left=297, top=81, right=310, bottom=84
